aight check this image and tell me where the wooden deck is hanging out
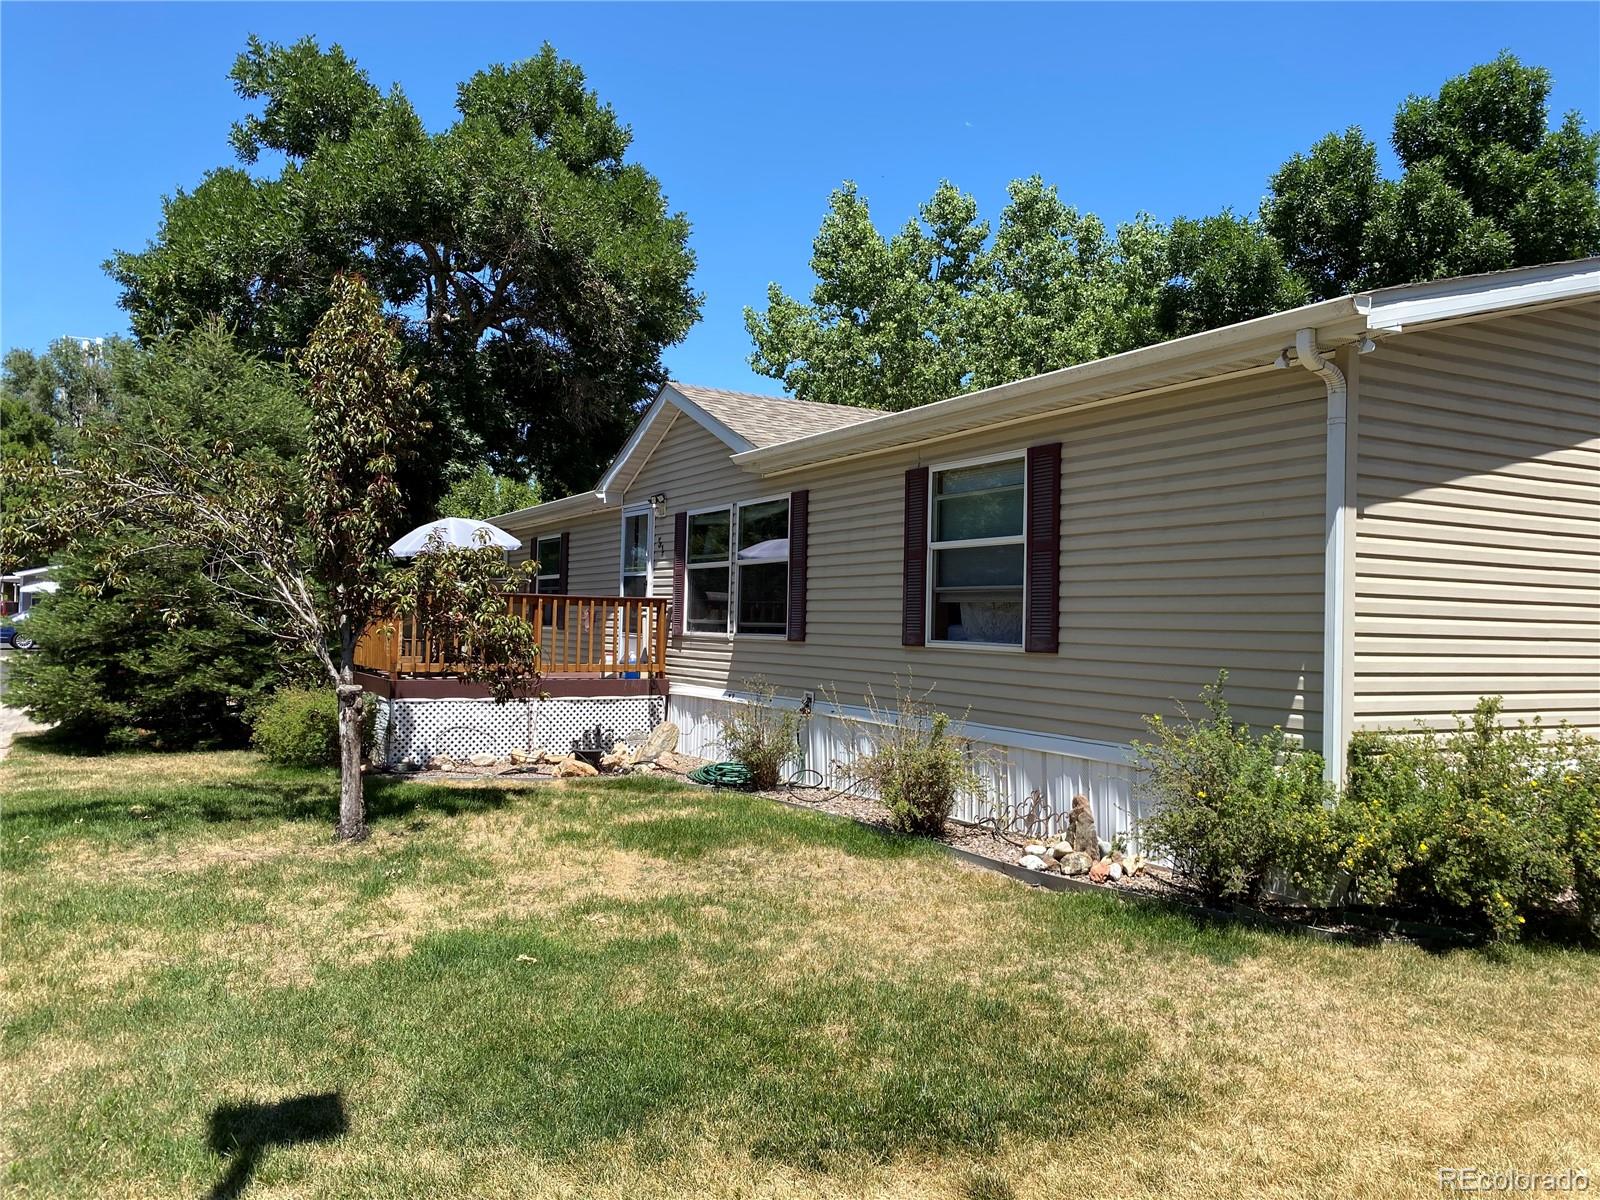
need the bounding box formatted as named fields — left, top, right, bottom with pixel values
left=354, top=593, right=670, bottom=684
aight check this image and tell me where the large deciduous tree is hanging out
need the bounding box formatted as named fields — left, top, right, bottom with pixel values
left=108, top=37, right=700, bottom=498
left=1265, top=53, right=1600, bottom=297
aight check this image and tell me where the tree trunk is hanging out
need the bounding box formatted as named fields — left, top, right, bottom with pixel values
left=335, top=666, right=368, bottom=843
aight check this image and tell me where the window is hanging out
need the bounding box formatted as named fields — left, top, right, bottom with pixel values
left=685, top=509, right=731, bottom=632
left=534, top=535, right=563, bottom=595
left=683, top=497, right=791, bottom=636
left=929, top=457, right=1025, bottom=645
left=736, top=498, right=788, bottom=635
left=621, top=510, right=651, bottom=597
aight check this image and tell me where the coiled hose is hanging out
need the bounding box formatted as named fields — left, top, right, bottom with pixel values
left=687, top=761, right=756, bottom=790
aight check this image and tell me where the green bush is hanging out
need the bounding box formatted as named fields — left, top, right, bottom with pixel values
left=1133, top=673, right=1334, bottom=902
left=251, top=687, right=373, bottom=768
left=847, top=684, right=983, bottom=836
left=1337, top=698, right=1600, bottom=944
left=717, top=678, right=802, bottom=790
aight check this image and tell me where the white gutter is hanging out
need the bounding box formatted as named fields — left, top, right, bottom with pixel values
left=1286, top=329, right=1349, bottom=784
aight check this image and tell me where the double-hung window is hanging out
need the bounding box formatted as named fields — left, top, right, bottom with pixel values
left=534, top=535, right=563, bottom=594
left=929, top=457, right=1025, bottom=645
left=684, top=497, right=791, bottom=635
left=685, top=509, right=732, bottom=633
left=735, top=498, right=788, bottom=635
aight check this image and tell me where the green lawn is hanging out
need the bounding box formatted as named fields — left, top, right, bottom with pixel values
left=2, top=738, right=1597, bottom=1199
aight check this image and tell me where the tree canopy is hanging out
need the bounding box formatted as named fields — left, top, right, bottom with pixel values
left=108, top=37, right=700, bottom=498
left=437, top=466, right=541, bottom=521
left=1265, top=53, right=1600, bottom=298
left=749, top=53, right=1599, bottom=411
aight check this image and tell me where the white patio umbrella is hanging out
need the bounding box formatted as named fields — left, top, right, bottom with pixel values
left=388, top=517, right=521, bottom=558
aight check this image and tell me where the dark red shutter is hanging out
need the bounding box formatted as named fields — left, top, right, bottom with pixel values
left=672, top=510, right=687, bottom=638
left=902, top=467, right=929, bottom=647
left=1024, top=442, right=1062, bottom=654
left=556, top=532, right=570, bottom=594
left=786, top=489, right=809, bottom=642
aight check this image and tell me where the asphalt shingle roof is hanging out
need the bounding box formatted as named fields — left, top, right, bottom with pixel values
left=670, top=383, right=884, bottom=449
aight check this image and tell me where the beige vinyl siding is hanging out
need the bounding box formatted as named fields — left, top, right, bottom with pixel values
left=503, top=510, right=618, bottom=593
left=1352, top=300, right=1600, bottom=735
left=638, top=371, right=1328, bottom=749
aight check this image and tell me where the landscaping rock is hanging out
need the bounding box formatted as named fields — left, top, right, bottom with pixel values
left=1024, top=843, right=1048, bottom=858
left=1047, top=843, right=1071, bottom=860
left=1089, top=857, right=1112, bottom=883
left=508, top=748, right=535, bottom=765
left=1124, top=856, right=1146, bottom=878
left=634, top=721, right=680, bottom=764
left=468, top=753, right=501, bottom=768
left=556, top=755, right=599, bottom=779
left=429, top=755, right=457, bottom=772
left=1018, top=854, right=1048, bottom=871
left=1067, top=793, right=1099, bottom=857
left=1108, top=862, right=1124, bottom=882
left=1060, top=851, right=1092, bottom=875
left=599, top=748, right=633, bottom=771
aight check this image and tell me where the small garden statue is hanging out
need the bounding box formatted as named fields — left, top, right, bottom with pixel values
left=1067, top=793, right=1098, bottom=857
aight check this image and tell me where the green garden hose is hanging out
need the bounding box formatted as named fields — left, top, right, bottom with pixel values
left=687, top=761, right=756, bottom=790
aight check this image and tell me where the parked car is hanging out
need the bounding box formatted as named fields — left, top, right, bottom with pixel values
left=3, top=613, right=37, bottom=651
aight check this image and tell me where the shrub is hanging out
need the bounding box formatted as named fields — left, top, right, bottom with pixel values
left=251, top=687, right=373, bottom=767
left=845, top=682, right=984, bottom=836
left=1337, top=698, right=1600, bottom=944
left=717, top=678, right=802, bottom=790
left=1133, top=673, right=1334, bottom=902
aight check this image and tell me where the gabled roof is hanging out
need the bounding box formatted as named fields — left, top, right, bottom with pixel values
left=491, top=381, right=882, bottom=527
left=668, top=383, right=882, bottom=449
left=496, top=256, right=1600, bottom=523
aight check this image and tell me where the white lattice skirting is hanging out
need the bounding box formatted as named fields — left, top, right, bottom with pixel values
left=373, top=695, right=666, bottom=766
left=667, top=686, right=1150, bottom=850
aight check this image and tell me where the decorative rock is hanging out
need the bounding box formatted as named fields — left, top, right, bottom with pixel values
left=1018, top=854, right=1049, bottom=871
left=556, top=755, right=600, bottom=779
left=468, top=753, right=500, bottom=768
left=599, top=747, right=633, bottom=771
left=633, top=721, right=680, bottom=765
left=1047, top=843, right=1072, bottom=860
left=429, top=755, right=457, bottom=771
left=1097, top=839, right=1112, bottom=858
left=508, top=748, right=535, bottom=765
left=1108, top=862, right=1124, bottom=882
left=1124, top=855, right=1146, bottom=878
left=1060, top=851, right=1092, bottom=876
left=1067, top=793, right=1099, bottom=857
left=1088, top=857, right=1112, bottom=884
left=1024, top=843, right=1049, bottom=858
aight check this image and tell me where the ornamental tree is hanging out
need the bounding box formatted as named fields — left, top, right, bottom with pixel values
left=8, top=276, right=539, bottom=841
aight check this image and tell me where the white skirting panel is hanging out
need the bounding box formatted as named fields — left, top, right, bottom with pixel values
left=667, top=688, right=1148, bottom=851
left=373, top=694, right=666, bottom=767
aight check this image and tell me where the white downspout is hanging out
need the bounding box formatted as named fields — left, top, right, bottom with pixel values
left=1287, top=328, right=1348, bottom=784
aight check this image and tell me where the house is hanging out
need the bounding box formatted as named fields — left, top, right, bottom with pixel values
left=364, top=259, right=1600, bottom=842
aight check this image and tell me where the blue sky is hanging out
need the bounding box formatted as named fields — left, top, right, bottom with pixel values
left=3, top=2, right=1597, bottom=393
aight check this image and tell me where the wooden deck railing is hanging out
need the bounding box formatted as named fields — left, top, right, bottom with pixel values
left=354, top=593, right=670, bottom=679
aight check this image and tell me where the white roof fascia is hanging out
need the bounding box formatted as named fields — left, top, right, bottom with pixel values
left=490, top=489, right=607, bottom=529
left=594, top=391, right=674, bottom=500
left=1359, top=258, right=1600, bottom=332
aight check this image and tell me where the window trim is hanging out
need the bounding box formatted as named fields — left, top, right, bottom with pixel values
left=680, top=493, right=794, bottom=640
left=733, top=491, right=791, bottom=639
left=534, top=533, right=564, bottom=595
left=618, top=504, right=654, bottom=598
left=925, top=450, right=1028, bottom=650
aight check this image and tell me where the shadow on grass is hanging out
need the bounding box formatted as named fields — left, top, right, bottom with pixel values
left=205, top=1091, right=347, bottom=1200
